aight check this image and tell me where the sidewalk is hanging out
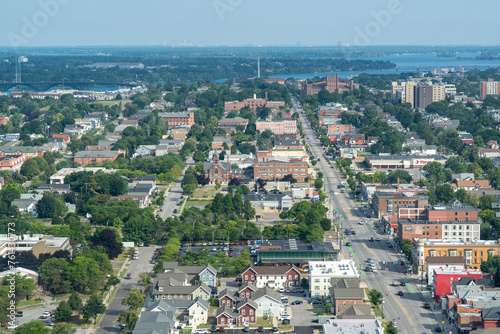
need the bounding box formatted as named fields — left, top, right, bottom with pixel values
left=416, top=282, right=456, bottom=334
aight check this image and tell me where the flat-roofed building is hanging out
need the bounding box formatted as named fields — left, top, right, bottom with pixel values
left=0, top=234, right=72, bottom=258
left=256, top=239, right=340, bottom=265
left=308, top=260, right=359, bottom=297
left=412, top=238, right=499, bottom=277
left=255, top=119, right=297, bottom=135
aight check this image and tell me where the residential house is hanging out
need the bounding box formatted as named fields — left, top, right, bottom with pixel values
left=74, top=150, right=125, bottom=166
left=252, top=287, right=283, bottom=317
left=240, top=265, right=301, bottom=289
left=151, top=277, right=211, bottom=302
left=11, top=199, right=37, bottom=216
left=163, top=262, right=218, bottom=288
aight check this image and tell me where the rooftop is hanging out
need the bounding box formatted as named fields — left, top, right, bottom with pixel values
left=418, top=239, right=498, bottom=246
left=309, top=260, right=359, bottom=277
left=323, top=319, right=384, bottom=334
left=433, top=268, right=483, bottom=275
left=260, top=239, right=336, bottom=252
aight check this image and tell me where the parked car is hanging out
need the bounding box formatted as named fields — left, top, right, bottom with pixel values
left=194, top=330, right=208, bottom=334
left=291, top=300, right=303, bottom=305
left=277, top=313, right=291, bottom=321
left=345, top=241, right=352, bottom=246
left=235, top=277, right=242, bottom=283
left=16, top=311, right=23, bottom=317
left=285, top=288, right=290, bottom=293
left=434, top=327, right=442, bottom=332
left=278, top=287, right=285, bottom=293
left=218, top=327, right=225, bottom=332
left=369, top=237, right=374, bottom=242
left=40, top=311, right=51, bottom=319
left=125, top=273, right=132, bottom=279
left=6, top=324, right=17, bottom=330
left=423, top=302, right=431, bottom=309
left=242, top=327, right=250, bottom=332
left=272, top=327, right=279, bottom=333
left=309, top=298, right=322, bottom=304
left=375, top=237, right=381, bottom=241
left=397, top=291, right=404, bottom=296
left=298, top=287, right=304, bottom=293
left=45, top=320, right=54, bottom=326
left=257, top=327, right=264, bottom=332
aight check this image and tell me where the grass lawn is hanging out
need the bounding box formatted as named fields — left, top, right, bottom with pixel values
left=93, top=99, right=132, bottom=108
left=18, top=299, right=43, bottom=308
left=185, top=200, right=212, bottom=210
left=192, top=187, right=219, bottom=199
left=253, top=317, right=273, bottom=327
left=278, top=324, right=293, bottom=332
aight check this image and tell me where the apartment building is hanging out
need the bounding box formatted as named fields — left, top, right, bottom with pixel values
left=0, top=146, right=44, bottom=158
left=412, top=239, right=499, bottom=277
left=255, top=119, right=297, bottom=135
left=253, top=157, right=308, bottom=182
left=0, top=234, right=72, bottom=258
left=74, top=150, right=125, bottom=166
left=158, top=112, right=195, bottom=128
left=240, top=265, right=301, bottom=289
left=372, top=192, right=428, bottom=218
left=308, top=260, right=359, bottom=297
left=224, top=94, right=285, bottom=112
left=481, top=79, right=500, bottom=99
left=302, top=74, right=358, bottom=96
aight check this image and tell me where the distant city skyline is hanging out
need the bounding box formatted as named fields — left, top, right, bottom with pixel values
left=0, top=0, right=499, bottom=47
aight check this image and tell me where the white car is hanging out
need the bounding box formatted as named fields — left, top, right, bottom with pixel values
left=194, top=330, right=208, bottom=334
left=7, top=324, right=18, bottom=329
left=358, top=220, right=364, bottom=225
left=278, top=287, right=285, bottom=293
left=277, top=314, right=291, bottom=321
left=333, top=192, right=339, bottom=195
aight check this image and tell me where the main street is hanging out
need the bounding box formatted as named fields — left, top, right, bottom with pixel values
left=292, top=96, right=453, bottom=334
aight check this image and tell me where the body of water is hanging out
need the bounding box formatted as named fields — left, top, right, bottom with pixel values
left=267, top=53, right=500, bottom=80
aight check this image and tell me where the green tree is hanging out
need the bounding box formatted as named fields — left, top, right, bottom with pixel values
left=93, top=229, right=123, bottom=259
left=2, top=273, right=35, bottom=301
left=68, top=291, right=83, bottom=311
left=67, top=256, right=105, bottom=292
left=38, top=258, right=70, bottom=294
left=314, top=178, right=324, bottom=191
left=36, top=194, right=67, bottom=219
left=55, top=300, right=73, bottom=321
left=82, top=294, right=106, bottom=323
left=139, top=272, right=151, bottom=288
left=423, top=161, right=446, bottom=186
left=13, top=320, right=51, bottom=334
left=51, top=324, right=76, bottom=334
left=367, top=289, right=382, bottom=306
left=122, top=287, right=145, bottom=310
left=20, top=159, right=40, bottom=179
left=387, top=170, right=413, bottom=184
left=118, top=309, right=139, bottom=331
left=243, top=199, right=256, bottom=220
left=386, top=321, right=398, bottom=334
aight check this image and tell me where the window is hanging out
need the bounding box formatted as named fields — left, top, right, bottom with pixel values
left=245, top=275, right=248, bottom=280
left=289, top=275, right=292, bottom=280
left=168, top=295, right=171, bottom=299
left=250, top=309, right=253, bottom=315
left=174, top=294, right=178, bottom=299
left=221, top=318, right=225, bottom=325
left=222, top=300, right=226, bottom=306
left=242, top=309, right=245, bottom=315
left=251, top=275, right=254, bottom=280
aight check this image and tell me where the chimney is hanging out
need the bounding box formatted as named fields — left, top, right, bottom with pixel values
left=253, top=93, right=257, bottom=100
left=397, top=177, right=400, bottom=192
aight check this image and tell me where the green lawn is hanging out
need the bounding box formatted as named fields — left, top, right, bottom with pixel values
left=192, top=187, right=219, bottom=199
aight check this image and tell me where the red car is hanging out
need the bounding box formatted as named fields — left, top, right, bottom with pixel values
left=228, top=253, right=233, bottom=257
left=218, top=327, right=225, bottom=332
left=125, top=273, right=132, bottom=279
left=240, top=242, right=245, bottom=245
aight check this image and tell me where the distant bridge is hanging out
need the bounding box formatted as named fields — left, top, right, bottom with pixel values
left=0, top=81, right=139, bottom=92
left=395, top=65, right=496, bottom=72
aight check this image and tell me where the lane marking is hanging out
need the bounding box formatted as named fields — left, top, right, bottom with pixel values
left=388, top=290, right=419, bottom=334
left=362, top=243, right=380, bottom=262
left=407, top=284, right=415, bottom=294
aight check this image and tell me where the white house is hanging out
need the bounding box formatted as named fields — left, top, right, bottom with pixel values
left=252, top=287, right=284, bottom=317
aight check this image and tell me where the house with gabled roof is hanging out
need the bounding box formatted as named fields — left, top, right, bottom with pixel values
left=241, top=264, right=301, bottom=289
left=218, top=288, right=237, bottom=307
left=151, top=274, right=212, bottom=302
left=163, top=262, right=218, bottom=287
left=251, top=287, right=283, bottom=317
left=238, top=283, right=257, bottom=299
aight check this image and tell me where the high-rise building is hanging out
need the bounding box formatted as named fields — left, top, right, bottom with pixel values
left=414, top=83, right=445, bottom=109
left=480, top=79, right=500, bottom=99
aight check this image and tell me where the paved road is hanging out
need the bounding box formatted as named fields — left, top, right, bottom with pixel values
left=160, top=157, right=195, bottom=221
left=292, top=96, right=456, bottom=334
left=96, top=246, right=156, bottom=334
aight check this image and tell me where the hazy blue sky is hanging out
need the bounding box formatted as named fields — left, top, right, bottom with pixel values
left=1, top=0, right=499, bottom=47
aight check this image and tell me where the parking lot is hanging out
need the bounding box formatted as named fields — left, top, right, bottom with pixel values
left=179, top=244, right=252, bottom=260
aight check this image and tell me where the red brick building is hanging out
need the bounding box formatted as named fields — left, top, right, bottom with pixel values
left=372, top=192, right=429, bottom=218
left=158, top=112, right=194, bottom=128
left=74, top=150, right=125, bottom=167
left=224, top=94, right=285, bottom=112
left=426, top=204, right=479, bottom=222
left=302, top=74, right=358, bottom=96
left=0, top=155, right=26, bottom=170
left=327, top=124, right=352, bottom=134
left=253, top=157, right=308, bottom=182
left=342, top=134, right=366, bottom=146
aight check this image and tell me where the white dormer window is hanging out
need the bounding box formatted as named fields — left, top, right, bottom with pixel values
left=159, top=287, right=163, bottom=292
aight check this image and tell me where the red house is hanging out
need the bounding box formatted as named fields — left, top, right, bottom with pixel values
left=238, top=283, right=257, bottom=299
left=215, top=299, right=258, bottom=325
left=482, top=307, right=500, bottom=329
left=218, top=289, right=236, bottom=307
left=433, top=268, right=482, bottom=302
left=236, top=299, right=258, bottom=324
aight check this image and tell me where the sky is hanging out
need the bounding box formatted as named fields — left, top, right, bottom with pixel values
left=0, top=0, right=499, bottom=47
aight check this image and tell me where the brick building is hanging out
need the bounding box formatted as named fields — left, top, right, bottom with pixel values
left=224, top=94, right=285, bottom=112
left=412, top=239, right=499, bottom=278
left=158, top=112, right=194, bottom=128
left=74, top=150, right=125, bottom=166
left=327, top=124, right=352, bottom=134
left=255, top=119, right=297, bottom=135
left=253, top=157, right=308, bottom=182
left=372, top=192, right=428, bottom=218
left=241, top=265, right=301, bottom=289
left=0, top=155, right=27, bottom=170
left=302, top=74, right=358, bottom=96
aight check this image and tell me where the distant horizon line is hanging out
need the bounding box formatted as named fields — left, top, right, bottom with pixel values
left=0, top=44, right=500, bottom=49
